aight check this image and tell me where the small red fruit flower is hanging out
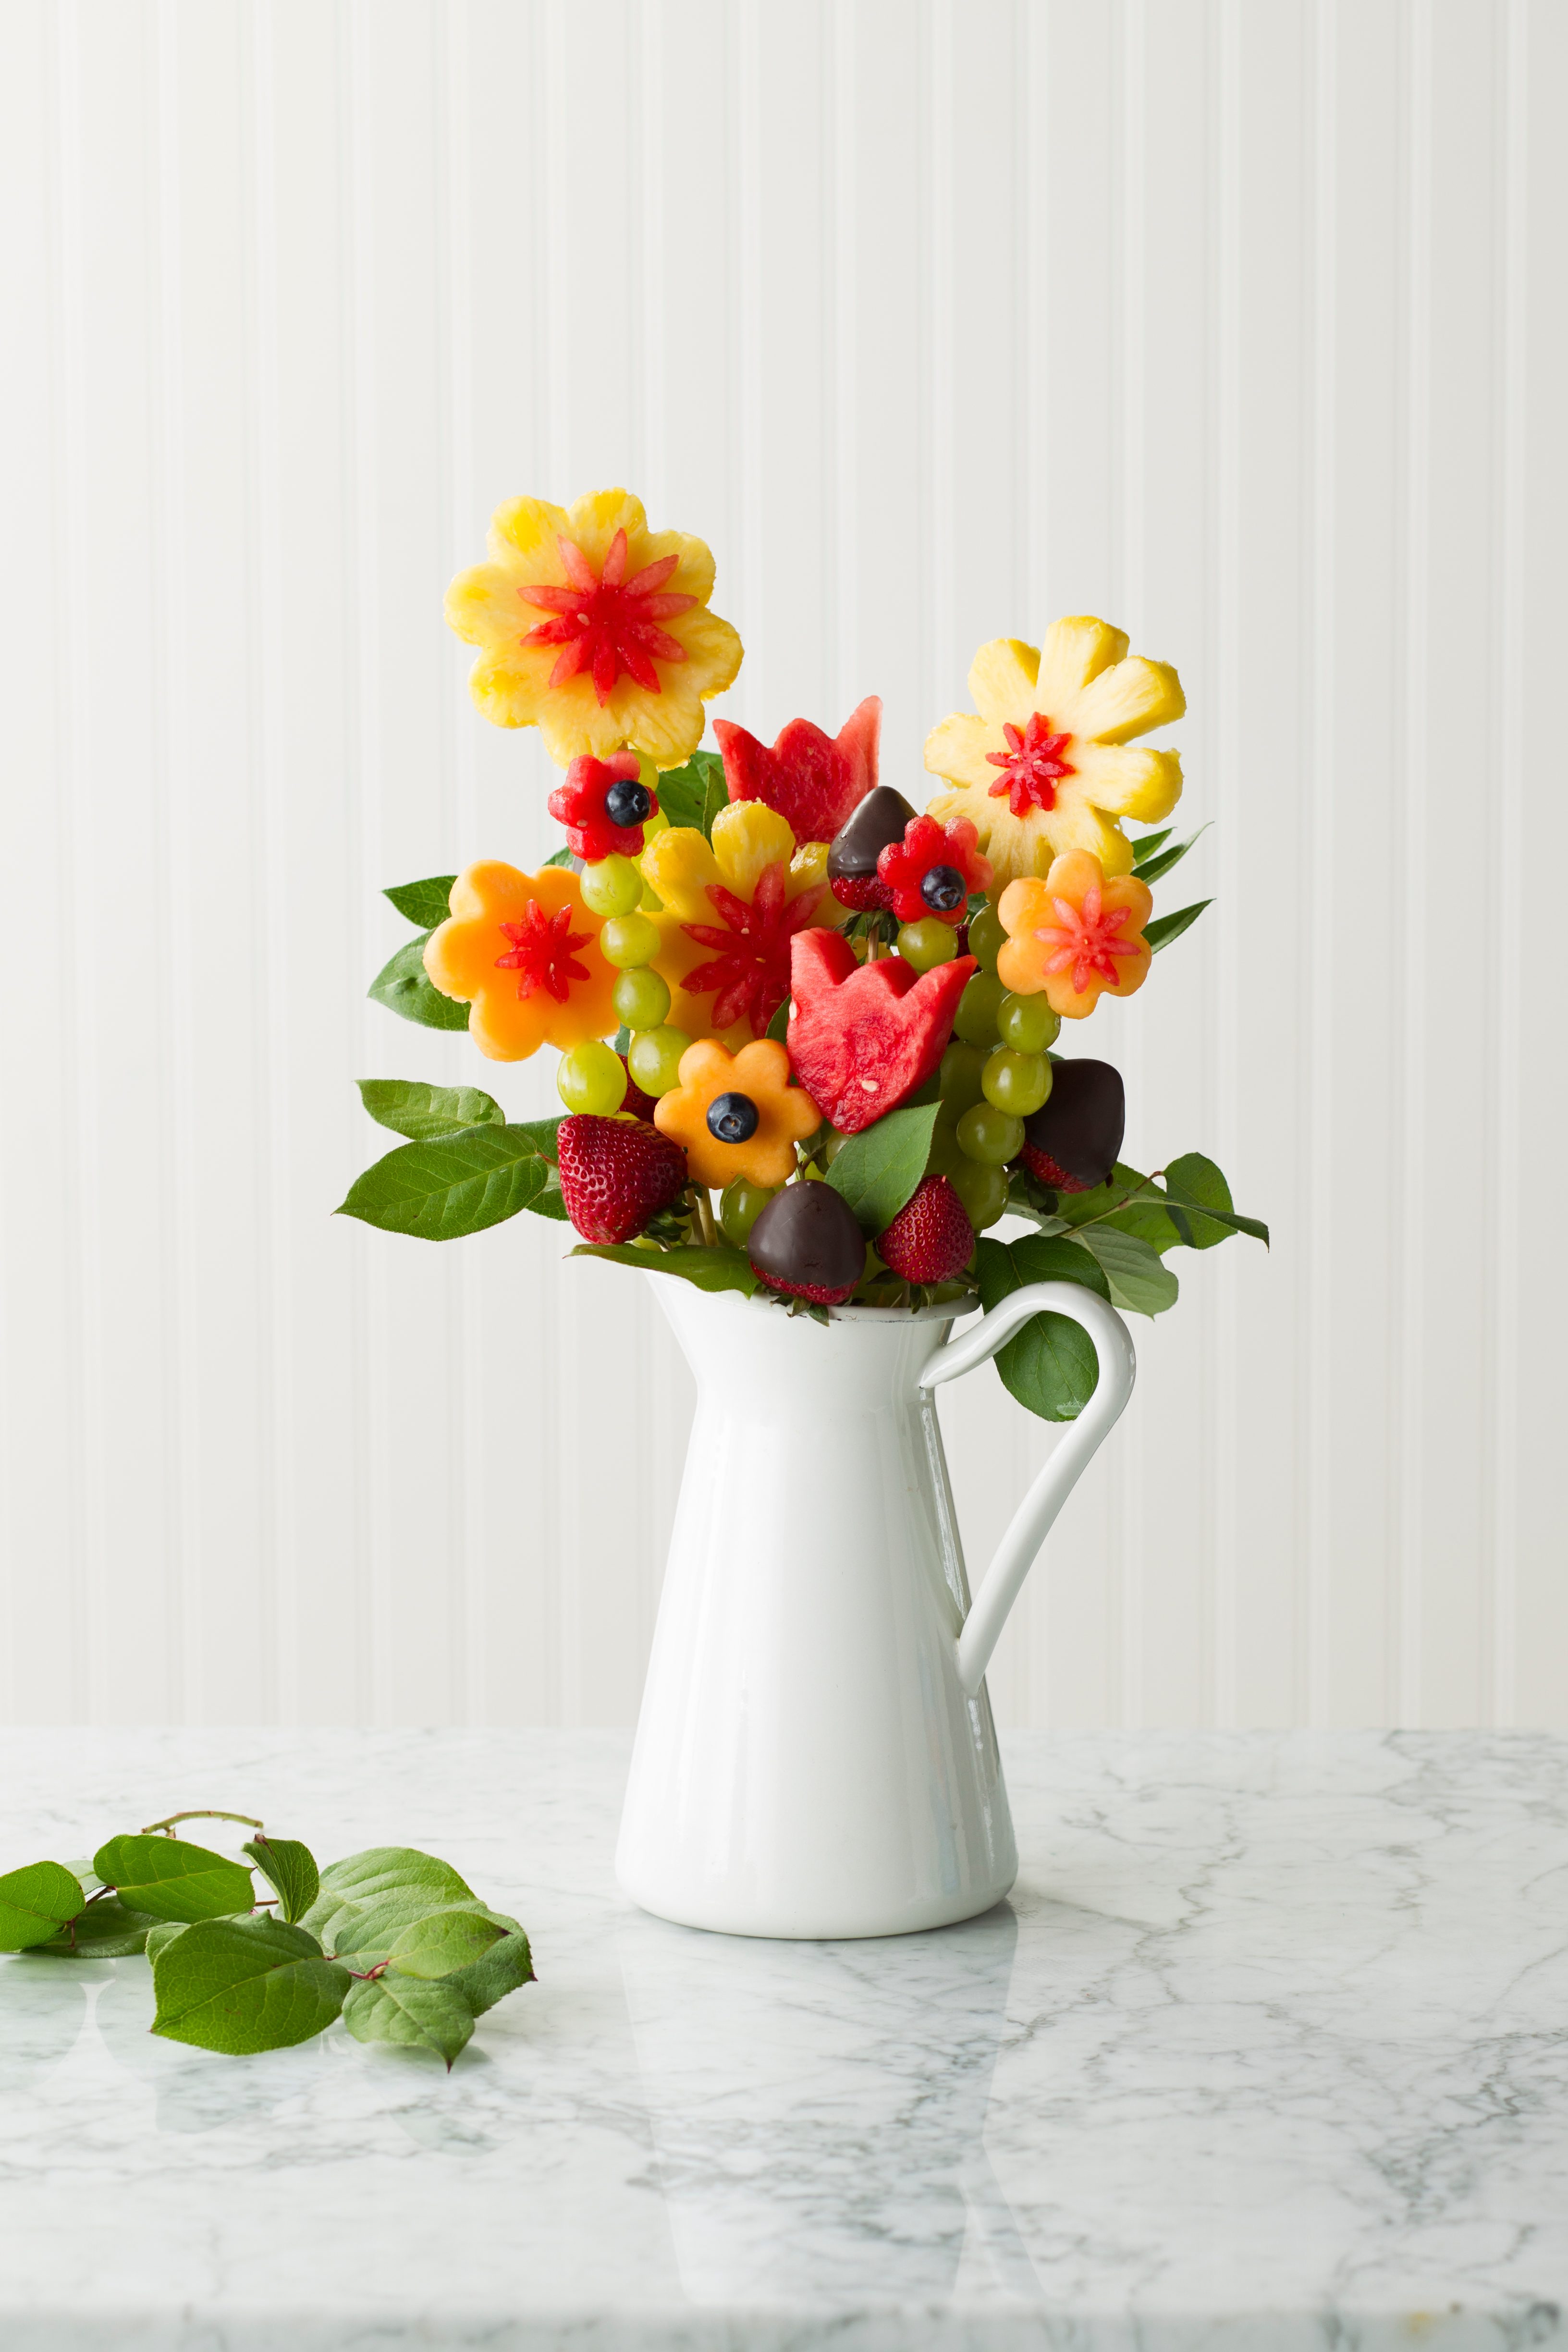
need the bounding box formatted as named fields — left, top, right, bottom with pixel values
left=547, top=750, right=659, bottom=862
left=876, top=814, right=993, bottom=927
left=877, top=1175, right=975, bottom=1285
left=714, top=698, right=882, bottom=845
left=556, top=1115, right=688, bottom=1246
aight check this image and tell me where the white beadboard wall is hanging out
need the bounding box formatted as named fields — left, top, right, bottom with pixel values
left=1, top=0, right=1564, bottom=1730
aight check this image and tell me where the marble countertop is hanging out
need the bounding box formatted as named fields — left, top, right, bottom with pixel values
left=2, top=1728, right=1566, bottom=2351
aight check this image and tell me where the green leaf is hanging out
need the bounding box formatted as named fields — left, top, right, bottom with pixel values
left=571, top=1243, right=759, bottom=1296
left=243, top=1837, right=320, bottom=1926
left=974, top=1235, right=1110, bottom=1422
left=0, top=1862, right=85, bottom=1952
left=527, top=1168, right=571, bottom=1221
left=542, top=845, right=576, bottom=869
left=151, top=1915, right=349, bottom=2054
left=92, top=1834, right=255, bottom=1924
left=825, top=1102, right=942, bottom=1236
left=765, top=996, right=791, bottom=1044
left=1069, top=1225, right=1179, bottom=1317
left=512, top=1114, right=564, bottom=1165
left=383, top=875, right=457, bottom=929
left=1130, top=821, right=1211, bottom=885
left=368, top=933, right=471, bottom=1031
left=144, top=1920, right=189, bottom=1964
left=656, top=747, right=728, bottom=839
left=343, top=1974, right=475, bottom=2070
left=356, top=1079, right=504, bottom=1142
left=1162, top=1152, right=1270, bottom=1248
left=303, top=1846, right=476, bottom=1945
left=61, top=1858, right=105, bottom=1897
left=386, top=1908, right=506, bottom=1981
left=30, top=1897, right=157, bottom=1958
left=1144, top=899, right=1212, bottom=955
left=1129, top=826, right=1174, bottom=865
left=335, top=1125, right=551, bottom=1241
left=1054, top=1163, right=1191, bottom=1253
left=447, top=1922, right=535, bottom=2016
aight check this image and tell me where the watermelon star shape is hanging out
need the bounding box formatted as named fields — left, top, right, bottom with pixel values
left=714, top=697, right=882, bottom=846
left=786, top=929, right=975, bottom=1135
left=923, top=617, right=1185, bottom=884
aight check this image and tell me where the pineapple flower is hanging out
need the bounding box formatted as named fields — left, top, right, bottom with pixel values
left=641, top=801, right=837, bottom=1046
left=996, top=850, right=1153, bottom=1020
left=424, top=862, right=620, bottom=1060
left=924, top=617, right=1184, bottom=885
left=445, top=489, right=743, bottom=771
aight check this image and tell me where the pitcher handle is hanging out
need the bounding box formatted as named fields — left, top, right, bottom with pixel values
left=919, top=1282, right=1137, bottom=1695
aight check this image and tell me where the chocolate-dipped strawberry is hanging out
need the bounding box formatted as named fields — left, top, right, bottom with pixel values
left=747, top=1181, right=867, bottom=1306
left=826, top=785, right=917, bottom=913
left=1019, top=1059, right=1125, bottom=1194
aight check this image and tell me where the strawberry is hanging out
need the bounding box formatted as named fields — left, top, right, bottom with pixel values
left=556, top=1115, right=688, bottom=1245
left=877, top=1175, right=975, bottom=1283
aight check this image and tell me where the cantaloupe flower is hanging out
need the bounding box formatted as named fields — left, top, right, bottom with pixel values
left=641, top=801, right=837, bottom=1046
left=996, top=851, right=1153, bottom=1020
left=445, top=489, right=743, bottom=770
left=424, top=863, right=620, bottom=1059
left=924, top=617, right=1184, bottom=884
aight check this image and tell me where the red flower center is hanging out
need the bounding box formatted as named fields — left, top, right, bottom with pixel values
left=1035, top=886, right=1139, bottom=995
left=986, top=713, right=1076, bottom=815
left=494, top=899, right=593, bottom=1004
left=679, top=864, right=825, bottom=1038
left=516, top=528, right=700, bottom=707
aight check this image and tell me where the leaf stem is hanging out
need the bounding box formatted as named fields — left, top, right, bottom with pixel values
left=140, top=1808, right=265, bottom=1839
left=690, top=1187, right=718, bottom=1248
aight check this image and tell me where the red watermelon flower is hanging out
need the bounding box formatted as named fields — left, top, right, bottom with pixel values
left=876, top=813, right=993, bottom=926
left=713, top=697, right=882, bottom=845
left=547, top=751, right=659, bottom=862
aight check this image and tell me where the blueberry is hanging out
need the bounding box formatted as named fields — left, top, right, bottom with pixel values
left=605, top=778, right=653, bottom=830
left=920, top=862, right=966, bottom=914
left=707, top=1091, right=760, bottom=1144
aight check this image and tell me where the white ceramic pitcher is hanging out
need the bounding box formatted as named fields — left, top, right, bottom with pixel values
left=616, top=1277, right=1136, bottom=1940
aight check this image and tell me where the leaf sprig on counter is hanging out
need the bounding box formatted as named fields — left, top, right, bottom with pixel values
left=0, top=1808, right=532, bottom=2069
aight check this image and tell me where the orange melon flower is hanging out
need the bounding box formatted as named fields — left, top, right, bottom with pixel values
left=996, top=850, right=1153, bottom=1020
left=653, top=1038, right=821, bottom=1190
left=424, top=862, right=620, bottom=1060
left=444, top=489, right=743, bottom=771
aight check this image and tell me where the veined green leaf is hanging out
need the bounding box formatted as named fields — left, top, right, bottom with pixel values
left=512, top=1114, right=564, bottom=1165
left=447, top=1920, right=535, bottom=2017
left=93, top=1835, right=254, bottom=1924
left=1128, top=826, right=1174, bottom=865
left=0, top=1862, right=85, bottom=1951
left=343, top=1974, right=474, bottom=2070
left=542, top=845, right=576, bottom=870
left=656, top=748, right=728, bottom=840
left=336, top=1126, right=551, bottom=1241
left=356, top=1079, right=504, bottom=1143
left=383, top=875, right=457, bottom=930
left=151, top=1916, right=348, bottom=2055
left=243, top=1837, right=320, bottom=1927
left=1054, top=1163, right=1191, bottom=1253
left=144, top=1920, right=189, bottom=1964
left=368, top=934, right=471, bottom=1031
left=765, top=996, right=791, bottom=1044
left=303, top=1846, right=477, bottom=1945
left=572, top=1243, right=758, bottom=1297
left=1069, top=1225, right=1179, bottom=1317
left=385, top=1908, right=506, bottom=1981
left=1144, top=899, right=1212, bottom=955
left=975, top=1235, right=1109, bottom=1422
left=825, top=1102, right=941, bottom=1237
left=1130, top=821, right=1211, bottom=885
left=1162, top=1152, right=1270, bottom=1248
left=30, top=1897, right=157, bottom=1958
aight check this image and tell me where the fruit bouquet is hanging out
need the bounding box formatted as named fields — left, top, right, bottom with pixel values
left=340, top=489, right=1265, bottom=1425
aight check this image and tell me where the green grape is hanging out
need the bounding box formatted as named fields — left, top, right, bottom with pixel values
left=955, top=1102, right=1024, bottom=1166
left=953, top=969, right=1006, bottom=1047
left=612, top=965, right=671, bottom=1028
left=938, top=1041, right=988, bottom=1115
left=996, top=990, right=1061, bottom=1054
left=821, top=1128, right=850, bottom=1165
left=579, top=853, right=644, bottom=918
left=895, top=917, right=958, bottom=972
left=719, top=1177, right=775, bottom=1246
left=627, top=1024, right=690, bottom=1097
left=965, top=902, right=1006, bottom=972
left=598, top=912, right=662, bottom=969
left=981, top=1048, right=1051, bottom=1117
left=556, top=1039, right=627, bottom=1117
left=946, top=1156, right=1012, bottom=1231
